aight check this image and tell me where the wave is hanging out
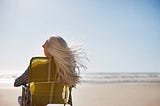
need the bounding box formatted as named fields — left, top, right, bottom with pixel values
left=0, top=72, right=22, bottom=83
left=80, top=72, right=160, bottom=84
left=1, top=72, right=160, bottom=84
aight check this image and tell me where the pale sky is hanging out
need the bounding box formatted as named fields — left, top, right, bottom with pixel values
left=0, top=0, right=160, bottom=73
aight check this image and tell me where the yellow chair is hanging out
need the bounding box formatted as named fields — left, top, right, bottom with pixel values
left=21, top=57, right=73, bottom=106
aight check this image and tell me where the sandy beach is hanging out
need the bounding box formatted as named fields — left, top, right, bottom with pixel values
left=0, top=83, right=21, bottom=106
left=0, top=83, right=160, bottom=106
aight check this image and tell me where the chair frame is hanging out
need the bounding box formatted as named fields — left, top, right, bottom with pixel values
left=21, top=84, right=73, bottom=106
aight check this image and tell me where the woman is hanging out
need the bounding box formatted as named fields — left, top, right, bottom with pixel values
left=14, top=35, right=87, bottom=87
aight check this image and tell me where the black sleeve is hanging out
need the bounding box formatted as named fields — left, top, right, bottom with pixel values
left=14, top=67, right=29, bottom=87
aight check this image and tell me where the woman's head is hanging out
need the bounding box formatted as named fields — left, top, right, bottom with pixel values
left=42, top=36, right=68, bottom=57
left=47, top=36, right=68, bottom=57
left=42, top=35, right=87, bottom=87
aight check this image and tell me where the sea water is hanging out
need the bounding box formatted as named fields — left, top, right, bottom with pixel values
left=0, top=72, right=22, bottom=83
left=0, top=72, right=160, bottom=84
left=80, top=72, right=160, bottom=84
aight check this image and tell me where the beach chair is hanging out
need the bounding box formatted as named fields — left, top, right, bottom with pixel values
left=21, top=57, right=73, bottom=106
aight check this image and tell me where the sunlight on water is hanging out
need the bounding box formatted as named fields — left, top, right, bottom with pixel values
left=0, top=71, right=22, bottom=83
left=0, top=72, right=160, bottom=84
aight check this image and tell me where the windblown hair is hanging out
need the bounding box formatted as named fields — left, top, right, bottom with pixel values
left=47, top=36, right=87, bottom=87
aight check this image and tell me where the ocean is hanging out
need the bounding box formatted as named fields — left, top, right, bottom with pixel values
left=0, top=72, right=160, bottom=84
left=81, top=72, right=160, bottom=84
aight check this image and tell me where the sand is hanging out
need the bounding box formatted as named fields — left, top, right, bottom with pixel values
left=0, top=83, right=21, bottom=106
left=73, top=83, right=160, bottom=106
left=0, top=83, right=160, bottom=106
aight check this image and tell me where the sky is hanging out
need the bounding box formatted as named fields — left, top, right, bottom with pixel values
left=0, top=0, right=160, bottom=73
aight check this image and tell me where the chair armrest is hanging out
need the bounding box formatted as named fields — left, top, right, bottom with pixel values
left=22, top=84, right=28, bottom=87
left=22, top=84, right=31, bottom=106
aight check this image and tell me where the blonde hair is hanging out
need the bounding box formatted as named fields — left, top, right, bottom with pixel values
left=47, top=36, right=87, bottom=87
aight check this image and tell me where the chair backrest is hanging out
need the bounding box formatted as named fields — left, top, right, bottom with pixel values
left=28, top=57, right=56, bottom=82
left=28, top=57, right=69, bottom=106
